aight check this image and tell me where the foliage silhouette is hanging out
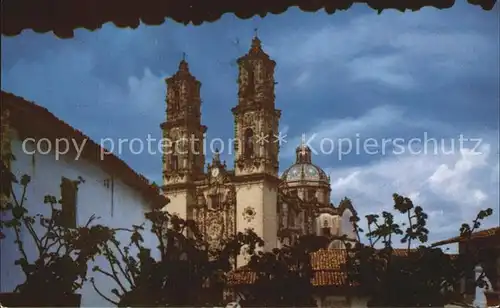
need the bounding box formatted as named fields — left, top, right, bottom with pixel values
left=237, top=234, right=328, bottom=307
left=91, top=208, right=264, bottom=307
left=0, top=158, right=111, bottom=306
left=228, top=193, right=494, bottom=307
left=1, top=152, right=495, bottom=308
left=341, top=193, right=494, bottom=307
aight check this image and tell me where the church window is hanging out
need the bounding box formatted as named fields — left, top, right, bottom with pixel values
left=298, top=212, right=304, bottom=227
left=177, top=139, right=186, bottom=155
left=172, top=88, right=180, bottom=111
left=60, top=177, right=77, bottom=228
left=321, top=219, right=331, bottom=236
left=170, top=154, right=178, bottom=170
left=193, top=140, right=200, bottom=155
left=243, top=128, right=254, bottom=158
left=245, top=67, right=255, bottom=96
left=172, top=100, right=179, bottom=112
left=210, top=194, right=220, bottom=210
left=329, top=240, right=342, bottom=249
left=307, top=189, right=316, bottom=201
left=322, top=227, right=331, bottom=237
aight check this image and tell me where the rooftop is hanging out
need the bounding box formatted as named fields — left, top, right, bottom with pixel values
left=2, top=0, right=495, bottom=39
left=227, top=248, right=458, bottom=287
left=431, top=226, right=500, bottom=247
left=1, top=90, right=168, bottom=208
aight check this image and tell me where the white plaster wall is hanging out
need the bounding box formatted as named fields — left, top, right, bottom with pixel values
left=262, top=183, right=278, bottom=251
left=1, top=134, right=160, bottom=307
left=235, top=181, right=264, bottom=266
left=164, top=190, right=189, bottom=219
left=341, top=210, right=356, bottom=240
left=316, top=213, right=341, bottom=236
left=235, top=180, right=278, bottom=266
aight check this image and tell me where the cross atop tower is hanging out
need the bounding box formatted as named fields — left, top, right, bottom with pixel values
left=178, top=52, right=189, bottom=72
left=251, top=29, right=262, bottom=51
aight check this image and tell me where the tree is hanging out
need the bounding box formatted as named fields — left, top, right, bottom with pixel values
left=238, top=234, right=326, bottom=307
left=91, top=208, right=264, bottom=307
left=229, top=193, right=494, bottom=307
left=2, top=152, right=494, bottom=308
left=342, top=193, right=494, bottom=307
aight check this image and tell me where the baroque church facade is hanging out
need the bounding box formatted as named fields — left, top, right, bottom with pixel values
left=161, top=35, right=357, bottom=266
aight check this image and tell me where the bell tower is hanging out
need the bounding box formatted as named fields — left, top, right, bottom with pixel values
left=232, top=33, right=281, bottom=176
left=231, top=33, right=280, bottom=266
left=161, top=58, right=206, bottom=219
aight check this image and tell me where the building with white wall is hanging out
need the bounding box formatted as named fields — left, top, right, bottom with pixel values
left=0, top=91, right=168, bottom=307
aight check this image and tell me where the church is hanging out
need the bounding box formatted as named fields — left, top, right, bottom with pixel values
left=161, top=34, right=357, bottom=266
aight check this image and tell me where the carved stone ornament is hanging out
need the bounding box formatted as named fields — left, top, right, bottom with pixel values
left=236, top=156, right=263, bottom=172
left=243, top=113, right=254, bottom=126
left=165, top=172, right=183, bottom=183
left=242, top=206, right=256, bottom=222
left=224, top=186, right=236, bottom=204
left=206, top=212, right=224, bottom=250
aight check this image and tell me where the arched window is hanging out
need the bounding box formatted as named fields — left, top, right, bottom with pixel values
left=307, top=189, right=316, bottom=202
left=172, top=100, right=179, bottom=112
left=322, top=219, right=331, bottom=236
left=172, top=87, right=180, bottom=111
left=171, top=154, right=178, bottom=170
left=210, top=194, right=220, bottom=210
left=328, top=240, right=343, bottom=249
left=244, top=128, right=254, bottom=158
left=193, top=140, right=200, bottom=155
left=245, top=66, right=255, bottom=96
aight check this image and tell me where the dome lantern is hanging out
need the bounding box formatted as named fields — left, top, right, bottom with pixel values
left=281, top=141, right=329, bottom=184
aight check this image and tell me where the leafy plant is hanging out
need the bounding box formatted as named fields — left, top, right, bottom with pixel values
left=91, top=208, right=264, bottom=307
left=342, top=193, right=493, bottom=307
left=239, top=234, right=325, bottom=307
left=0, top=160, right=111, bottom=304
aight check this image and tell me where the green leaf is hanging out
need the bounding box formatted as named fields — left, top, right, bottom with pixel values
left=20, top=174, right=31, bottom=186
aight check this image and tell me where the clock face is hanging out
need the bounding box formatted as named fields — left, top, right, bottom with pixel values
left=211, top=168, right=220, bottom=177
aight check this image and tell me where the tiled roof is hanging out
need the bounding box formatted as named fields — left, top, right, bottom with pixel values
left=1, top=91, right=168, bottom=208
left=227, top=248, right=458, bottom=287
left=226, top=268, right=257, bottom=286
left=312, top=271, right=350, bottom=287
left=431, top=226, right=500, bottom=247
left=2, top=0, right=496, bottom=39
left=310, top=248, right=347, bottom=270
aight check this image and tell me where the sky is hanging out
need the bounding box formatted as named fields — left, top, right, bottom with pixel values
left=2, top=2, right=499, bottom=248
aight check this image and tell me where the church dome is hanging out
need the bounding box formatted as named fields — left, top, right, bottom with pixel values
left=281, top=143, right=329, bottom=183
